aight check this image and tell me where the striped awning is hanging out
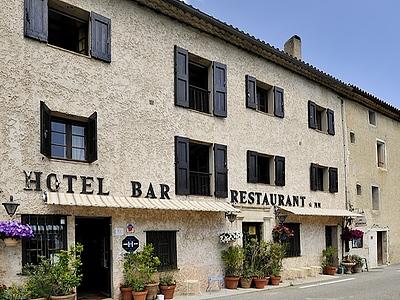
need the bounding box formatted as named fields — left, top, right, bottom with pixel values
left=45, top=192, right=239, bottom=213
left=279, top=207, right=362, bottom=217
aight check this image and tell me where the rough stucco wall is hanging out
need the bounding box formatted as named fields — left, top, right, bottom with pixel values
left=345, top=100, right=400, bottom=265
left=1, top=0, right=347, bottom=296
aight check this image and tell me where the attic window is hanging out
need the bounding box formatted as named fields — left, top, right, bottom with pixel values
left=368, top=110, right=376, bottom=126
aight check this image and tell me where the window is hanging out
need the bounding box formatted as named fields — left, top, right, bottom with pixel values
left=369, top=110, right=376, bottom=126
left=308, top=101, right=335, bottom=135
left=310, top=164, right=338, bottom=193
left=247, top=151, right=285, bottom=186
left=245, top=75, right=284, bottom=118
left=146, top=231, right=177, bottom=271
left=356, top=184, right=362, bottom=195
left=285, top=223, right=300, bottom=257
left=352, top=236, right=363, bottom=248
left=24, top=0, right=111, bottom=62
left=40, top=101, right=97, bottom=163
left=376, top=140, right=386, bottom=168
left=22, top=215, right=67, bottom=265
left=175, top=137, right=228, bottom=197
left=372, top=186, right=380, bottom=210
left=350, top=132, right=356, bottom=143
left=175, top=46, right=227, bottom=117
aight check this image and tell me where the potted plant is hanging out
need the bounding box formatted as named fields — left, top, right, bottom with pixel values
left=0, top=284, right=29, bottom=300
left=159, top=274, right=176, bottom=299
left=131, top=278, right=148, bottom=300
left=221, top=245, right=244, bottom=289
left=341, top=255, right=356, bottom=274
left=351, top=255, right=363, bottom=273
left=268, top=242, right=285, bottom=285
left=322, top=247, right=337, bottom=276
left=239, top=264, right=253, bottom=288
left=0, top=220, right=34, bottom=246
left=141, top=244, right=161, bottom=300
left=243, top=239, right=270, bottom=289
left=48, top=244, right=83, bottom=300
left=24, top=258, right=53, bottom=300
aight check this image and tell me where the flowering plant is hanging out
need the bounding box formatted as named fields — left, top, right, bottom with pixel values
left=0, top=221, right=34, bottom=240
left=350, top=229, right=364, bottom=239
left=341, top=227, right=364, bottom=241
left=219, top=231, right=242, bottom=244
left=272, top=225, right=294, bottom=243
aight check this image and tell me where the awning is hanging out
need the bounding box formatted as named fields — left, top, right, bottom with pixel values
left=279, top=207, right=362, bottom=217
left=45, top=192, right=239, bottom=213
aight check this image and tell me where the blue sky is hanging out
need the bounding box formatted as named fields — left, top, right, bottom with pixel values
left=184, top=0, right=400, bottom=107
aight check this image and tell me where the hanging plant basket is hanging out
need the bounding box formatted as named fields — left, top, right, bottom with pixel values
left=3, top=238, right=19, bottom=247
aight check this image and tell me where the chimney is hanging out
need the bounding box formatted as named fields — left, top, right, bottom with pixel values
left=284, top=35, right=302, bottom=60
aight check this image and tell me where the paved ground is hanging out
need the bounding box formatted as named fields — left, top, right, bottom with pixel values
left=176, top=264, right=400, bottom=300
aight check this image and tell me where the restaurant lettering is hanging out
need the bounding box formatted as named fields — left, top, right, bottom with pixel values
left=230, top=189, right=306, bottom=207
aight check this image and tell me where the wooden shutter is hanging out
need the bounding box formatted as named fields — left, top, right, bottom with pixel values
left=24, top=0, right=48, bottom=42
left=87, top=112, right=98, bottom=163
left=175, top=136, right=190, bottom=195
left=40, top=101, right=51, bottom=157
left=308, top=101, right=317, bottom=129
left=247, top=151, right=258, bottom=183
left=329, top=167, right=338, bottom=193
left=91, top=12, right=111, bottom=62
left=275, top=156, right=285, bottom=186
left=274, top=86, right=284, bottom=118
left=214, top=144, right=228, bottom=198
left=245, top=75, right=257, bottom=109
left=213, top=62, right=227, bottom=117
left=310, top=163, right=318, bottom=191
left=327, top=109, right=335, bottom=135
left=174, top=46, right=189, bottom=108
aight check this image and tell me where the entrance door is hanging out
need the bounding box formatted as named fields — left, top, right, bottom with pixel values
left=75, top=217, right=111, bottom=299
left=242, top=222, right=262, bottom=246
left=325, top=226, right=338, bottom=265
left=377, top=231, right=383, bottom=265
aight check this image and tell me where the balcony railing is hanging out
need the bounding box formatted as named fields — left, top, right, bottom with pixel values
left=189, top=85, right=210, bottom=113
left=190, top=171, right=211, bottom=196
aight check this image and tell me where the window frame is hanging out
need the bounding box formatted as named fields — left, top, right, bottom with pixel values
left=371, top=185, right=380, bottom=210
left=368, top=110, right=377, bottom=126
left=285, top=223, right=301, bottom=257
left=352, top=236, right=363, bottom=249
left=376, top=139, right=386, bottom=169
left=146, top=231, right=178, bottom=271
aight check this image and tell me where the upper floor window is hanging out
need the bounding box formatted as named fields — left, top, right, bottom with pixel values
left=175, top=46, right=227, bottom=117
left=350, top=131, right=356, bottom=143
left=371, top=186, right=380, bottom=210
left=24, top=0, right=111, bottom=62
left=40, top=101, right=97, bottom=163
left=247, top=151, right=285, bottom=186
left=175, top=136, right=228, bottom=198
left=310, top=163, right=338, bottom=193
left=376, top=140, right=386, bottom=168
left=368, top=110, right=376, bottom=126
left=356, top=183, right=362, bottom=195
left=308, top=101, right=335, bottom=135
left=245, top=75, right=284, bottom=118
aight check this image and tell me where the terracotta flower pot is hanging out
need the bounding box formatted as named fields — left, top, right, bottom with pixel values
left=120, top=287, right=133, bottom=300
left=3, top=238, right=19, bottom=247
left=239, top=277, right=252, bottom=288
left=269, top=275, right=281, bottom=285
left=50, top=294, right=76, bottom=300
left=159, top=284, right=176, bottom=299
left=323, top=266, right=337, bottom=276
left=253, top=277, right=268, bottom=289
left=31, top=298, right=47, bottom=300
left=132, top=290, right=148, bottom=300
left=145, top=283, right=159, bottom=300
left=352, top=264, right=362, bottom=273
left=224, top=276, right=240, bottom=289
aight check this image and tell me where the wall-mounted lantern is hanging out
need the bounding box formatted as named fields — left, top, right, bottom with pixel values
left=225, top=211, right=237, bottom=223
left=2, top=196, right=20, bottom=217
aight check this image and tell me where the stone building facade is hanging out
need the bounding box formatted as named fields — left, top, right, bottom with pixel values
left=0, top=0, right=398, bottom=298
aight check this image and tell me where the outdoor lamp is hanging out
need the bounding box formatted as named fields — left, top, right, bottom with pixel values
left=225, top=212, right=237, bottom=223
left=278, top=214, right=288, bottom=225
left=2, top=195, right=20, bottom=217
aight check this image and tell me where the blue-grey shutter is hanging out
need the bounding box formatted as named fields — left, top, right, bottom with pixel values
left=327, top=109, right=335, bottom=135
left=214, top=144, right=228, bottom=198
left=40, top=101, right=51, bottom=157
left=175, top=46, right=189, bottom=108
left=310, top=163, right=318, bottom=191
left=91, top=12, right=111, bottom=62
left=213, top=62, right=227, bottom=117
left=245, top=75, right=257, bottom=109
left=308, top=101, right=317, bottom=129
left=329, top=167, right=338, bottom=193
left=247, top=151, right=258, bottom=183
left=87, top=112, right=97, bottom=163
left=175, top=136, right=190, bottom=195
left=274, top=87, right=284, bottom=118
left=24, top=0, right=48, bottom=42
left=275, top=156, right=285, bottom=186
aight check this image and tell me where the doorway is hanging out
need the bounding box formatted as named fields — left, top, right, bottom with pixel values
left=75, top=217, right=111, bottom=299
left=325, top=226, right=338, bottom=265
left=242, top=222, right=262, bottom=246
left=377, top=231, right=387, bottom=265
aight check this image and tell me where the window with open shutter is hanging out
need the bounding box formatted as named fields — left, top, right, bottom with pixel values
left=275, top=156, right=285, bottom=186
left=245, top=75, right=257, bottom=109
left=327, top=109, right=335, bottom=135
left=274, top=87, right=284, bottom=118
left=175, top=46, right=189, bottom=108
left=91, top=12, right=111, bottom=62
left=214, top=144, right=228, bottom=198
left=87, top=112, right=97, bottom=163
left=175, top=136, right=190, bottom=195
left=40, top=101, right=51, bottom=157
left=213, top=62, right=227, bottom=117
left=247, top=151, right=258, bottom=183
left=308, top=101, right=317, bottom=129
left=24, top=0, right=48, bottom=42
left=329, top=167, right=338, bottom=193
left=310, top=163, right=318, bottom=191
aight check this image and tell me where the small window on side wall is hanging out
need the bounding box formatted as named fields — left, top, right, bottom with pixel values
left=369, top=110, right=376, bottom=126
left=350, top=132, right=356, bottom=143
left=372, top=186, right=379, bottom=210
left=356, top=184, right=362, bottom=195
left=376, top=140, right=386, bottom=168
left=40, top=101, right=97, bottom=162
